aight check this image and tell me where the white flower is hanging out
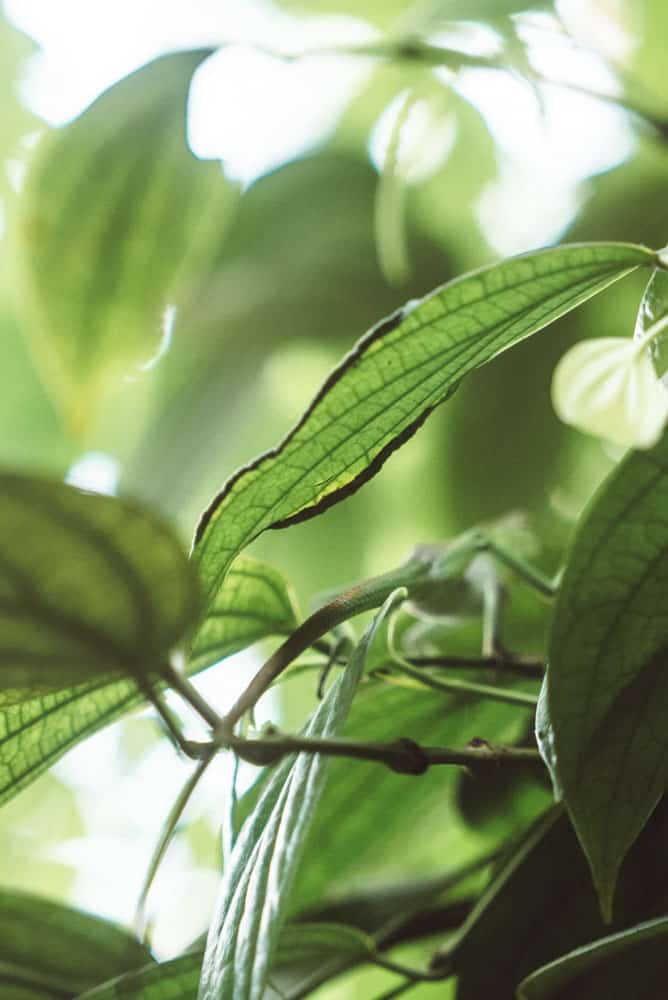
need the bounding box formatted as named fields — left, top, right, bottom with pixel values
left=551, top=337, right=668, bottom=450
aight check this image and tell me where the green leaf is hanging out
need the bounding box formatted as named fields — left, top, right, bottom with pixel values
left=0, top=551, right=299, bottom=806
left=0, top=473, right=199, bottom=701
left=517, top=916, right=668, bottom=1000
left=188, top=556, right=299, bottom=674
left=451, top=796, right=668, bottom=999
left=16, top=49, right=231, bottom=430
left=198, top=592, right=403, bottom=1000
left=194, top=242, right=654, bottom=613
left=0, top=889, right=153, bottom=998
left=545, top=428, right=668, bottom=918
left=76, top=953, right=200, bottom=1000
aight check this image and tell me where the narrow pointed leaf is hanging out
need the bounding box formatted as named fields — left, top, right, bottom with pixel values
left=0, top=473, right=199, bottom=700
left=518, top=916, right=668, bottom=1000
left=16, top=49, right=231, bottom=427
left=198, top=592, right=403, bottom=1000
left=188, top=556, right=299, bottom=674
left=0, top=889, right=153, bottom=997
left=195, top=242, right=654, bottom=613
left=546, top=429, right=668, bottom=918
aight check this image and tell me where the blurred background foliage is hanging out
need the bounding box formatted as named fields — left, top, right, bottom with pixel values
left=2, top=0, right=668, bottom=989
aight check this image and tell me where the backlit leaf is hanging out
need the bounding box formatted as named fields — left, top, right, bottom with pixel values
left=195, top=242, right=654, bottom=614
left=188, top=556, right=299, bottom=674
left=0, top=554, right=297, bottom=806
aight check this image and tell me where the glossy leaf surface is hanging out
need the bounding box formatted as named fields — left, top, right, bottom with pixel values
left=518, top=916, right=668, bottom=1000
left=195, top=243, right=653, bottom=612
left=198, top=594, right=401, bottom=1000
left=544, top=428, right=668, bottom=918
left=0, top=474, right=199, bottom=700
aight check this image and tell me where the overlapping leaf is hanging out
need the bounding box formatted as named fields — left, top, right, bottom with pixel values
left=188, top=556, right=299, bottom=674
left=0, top=889, right=152, bottom=998
left=543, top=428, right=668, bottom=918
left=0, top=555, right=296, bottom=806
left=195, top=242, right=654, bottom=614
left=16, top=49, right=232, bottom=427
left=198, top=593, right=402, bottom=1000
left=0, top=474, right=199, bottom=700
left=518, top=916, right=668, bottom=1000
left=450, top=797, right=668, bottom=999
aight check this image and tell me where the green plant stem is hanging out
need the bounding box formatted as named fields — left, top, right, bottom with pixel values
left=407, top=653, right=544, bottom=679
left=383, top=661, right=538, bottom=709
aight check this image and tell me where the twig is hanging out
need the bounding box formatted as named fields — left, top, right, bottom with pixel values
left=188, top=729, right=543, bottom=775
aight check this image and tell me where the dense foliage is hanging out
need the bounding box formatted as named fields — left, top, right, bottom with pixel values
left=4, top=2, right=668, bottom=998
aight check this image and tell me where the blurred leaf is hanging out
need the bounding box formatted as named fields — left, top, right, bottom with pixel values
left=188, top=555, right=299, bottom=673
left=195, top=243, right=653, bottom=613
left=0, top=889, right=152, bottom=998
left=15, top=49, right=232, bottom=430
left=543, top=429, right=668, bottom=919
left=198, top=594, right=400, bottom=1000
left=0, top=14, right=36, bottom=197
left=0, top=676, right=146, bottom=807
left=76, top=953, right=200, bottom=1000
left=517, top=915, right=668, bottom=1000
left=0, top=473, right=199, bottom=700
left=634, top=266, right=668, bottom=378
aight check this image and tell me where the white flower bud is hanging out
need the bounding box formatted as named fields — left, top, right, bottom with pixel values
left=551, top=337, right=668, bottom=450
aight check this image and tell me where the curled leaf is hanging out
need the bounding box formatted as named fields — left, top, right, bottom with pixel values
left=551, top=337, right=668, bottom=449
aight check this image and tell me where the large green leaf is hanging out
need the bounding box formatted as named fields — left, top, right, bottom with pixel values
left=0, top=473, right=199, bottom=701
left=0, top=554, right=297, bottom=806
left=198, top=593, right=401, bottom=1000
left=16, top=49, right=232, bottom=428
left=543, top=429, right=668, bottom=918
left=517, top=916, right=668, bottom=1000
left=451, top=796, right=668, bottom=999
left=194, top=243, right=654, bottom=613
left=0, top=889, right=152, bottom=998
left=188, top=556, right=299, bottom=674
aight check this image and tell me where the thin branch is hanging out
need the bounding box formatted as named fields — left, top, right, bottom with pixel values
left=188, top=728, right=543, bottom=775
left=135, top=751, right=215, bottom=941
